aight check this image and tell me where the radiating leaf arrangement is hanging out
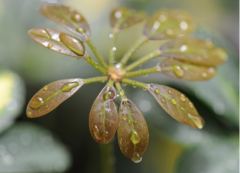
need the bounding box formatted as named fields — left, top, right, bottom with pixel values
left=27, top=3, right=227, bottom=163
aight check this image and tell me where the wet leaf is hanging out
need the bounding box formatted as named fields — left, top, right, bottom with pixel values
left=26, top=78, right=84, bottom=118
left=89, top=85, right=118, bottom=144
left=0, top=122, right=71, bottom=172
left=143, top=9, right=196, bottom=40
left=158, top=58, right=216, bottom=81
left=110, top=7, right=147, bottom=32
left=28, top=28, right=85, bottom=58
left=148, top=84, right=204, bottom=129
left=118, top=99, right=149, bottom=163
left=0, top=70, right=25, bottom=133
left=40, top=4, right=90, bottom=39
left=159, top=36, right=227, bottom=66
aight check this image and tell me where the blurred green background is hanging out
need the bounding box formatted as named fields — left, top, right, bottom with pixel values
left=0, top=0, right=238, bottom=172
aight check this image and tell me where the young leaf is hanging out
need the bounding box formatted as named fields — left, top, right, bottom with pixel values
left=28, top=28, right=85, bottom=58
left=143, top=9, right=196, bottom=40
left=110, top=7, right=147, bottom=32
left=40, top=4, right=90, bottom=39
left=158, top=58, right=216, bottom=81
left=159, top=36, right=227, bottom=66
left=118, top=99, right=149, bottom=163
left=89, top=85, right=118, bottom=144
left=26, top=78, right=84, bottom=118
left=148, top=84, right=204, bottom=129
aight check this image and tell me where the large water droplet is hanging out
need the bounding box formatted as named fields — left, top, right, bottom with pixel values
left=105, top=131, right=109, bottom=137
left=154, top=89, right=160, bottom=95
left=170, top=98, right=177, bottom=105
left=132, top=152, right=142, bottom=163
left=130, top=130, right=141, bottom=144
left=189, top=102, right=194, bottom=108
left=122, top=114, right=128, bottom=121
left=71, top=13, right=83, bottom=22
left=161, top=98, right=167, bottom=103
left=168, top=90, right=172, bottom=95
left=76, top=27, right=85, bottom=33
left=47, top=43, right=53, bottom=48
left=127, top=119, right=132, bottom=125
left=173, top=65, right=184, bottom=77
left=61, top=82, right=79, bottom=92
left=29, top=96, right=44, bottom=109
left=103, top=90, right=116, bottom=101
left=188, top=114, right=204, bottom=129
left=93, top=125, right=102, bottom=140
left=179, top=94, right=186, bottom=102
left=99, top=113, right=103, bottom=118
left=43, top=85, right=48, bottom=91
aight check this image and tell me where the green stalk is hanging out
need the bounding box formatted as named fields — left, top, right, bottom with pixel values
left=125, top=66, right=160, bottom=78
left=109, top=32, right=118, bottom=66
left=85, top=56, right=107, bottom=75
left=100, top=141, right=116, bottom=173
left=85, top=38, right=108, bottom=69
left=121, top=78, right=148, bottom=89
left=120, top=36, right=148, bottom=65
left=124, top=49, right=161, bottom=72
left=83, top=76, right=108, bottom=84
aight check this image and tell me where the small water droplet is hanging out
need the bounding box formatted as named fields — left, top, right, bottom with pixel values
left=77, top=27, right=85, bottom=33
left=112, top=47, right=117, bottom=51
left=71, top=13, right=83, bottom=22
left=180, top=21, right=188, bottom=30
left=154, top=89, right=160, bottom=95
left=93, top=125, right=102, bottom=140
left=43, top=85, right=48, bottom=91
left=188, top=114, right=203, bottom=129
left=161, top=98, right=167, bottom=103
left=122, top=114, right=128, bottom=121
left=122, top=83, right=127, bottom=87
left=180, top=94, right=186, bottom=102
left=119, top=89, right=125, bottom=96
left=159, top=14, right=167, bottom=22
left=208, top=67, right=215, bottom=73
left=170, top=98, right=177, bottom=105
left=61, top=82, right=79, bottom=92
left=42, top=39, right=45, bottom=43
left=127, top=119, right=132, bottom=125
left=130, top=130, right=141, bottom=144
left=166, top=29, right=173, bottom=35
left=132, top=152, right=142, bottom=163
left=103, top=90, right=116, bottom=101
left=113, top=116, right=116, bottom=119
left=99, top=113, right=103, bottom=118
left=168, top=90, right=172, bottom=95
left=47, top=43, right=53, bottom=48
left=109, top=33, right=113, bottom=38
left=134, top=119, right=138, bottom=124
left=29, top=96, right=44, bottom=109
left=105, top=131, right=109, bottom=137
left=189, top=102, right=194, bottom=108
left=202, top=73, right=207, bottom=78
left=109, top=123, right=112, bottom=127
left=106, top=105, right=109, bottom=109
left=173, top=65, right=184, bottom=77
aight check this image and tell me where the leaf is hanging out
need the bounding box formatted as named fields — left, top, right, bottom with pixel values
left=143, top=9, right=196, bottom=40
left=0, top=70, right=25, bottom=133
left=26, top=78, right=84, bottom=118
left=110, top=7, right=147, bottom=32
left=89, top=85, right=118, bottom=144
left=158, top=58, right=216, bottom=81
left=175, top=138, right=239, bottom=173
left=0, top=122, right=71, bottom=172
left=148, top=84, right=204, bottom=129
left=159, top=36, right=227, bottom=66
left=118, top=99, right=149, bottom=163
left=40, top=4, right=90, bottom=39
left=28, top=28, right=85, bottom=58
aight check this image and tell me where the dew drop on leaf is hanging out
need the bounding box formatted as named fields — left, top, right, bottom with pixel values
left=168, top=90, right=172, bottom=95
left=161, top=98, right=167, bottom=103
left=61, top=82, right=79, bottom=92
left=180, top=94, right=186, bottom=102
left=71, top=12, right=83, bottom=23
left=170, top=98, right=177, bottom=105
left=47, top=43, right=53, bottom=48
left=132, top=152, right=142, bottom=163
left=189, top=102, right=194, bottom=108
left=43, top=85, right=48, bottom=91
left=29, top=97, right=44, bottom=109
left=188, top=114, right=204, bottom=129
left=122, top=114, right=128, bottom=121
left=127, top=119, right=132, bottom=125
left=130, top=130, right=141, bottom=144
left=173, top=65, right=184, bottom=77
left=154, top=89, right=160, bottom=95
left=93, top=125, right=102, bottom=141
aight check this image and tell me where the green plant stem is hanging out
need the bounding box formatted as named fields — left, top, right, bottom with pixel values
left=100, top=140, right=116, bottom=173
left=121, top=78, right=148, bottom=89
left=83, top=76, right=108, bottom=84
left=124, top=49, right=161, bottom=72
left=85, top=38, right=108, bottom=69
left=109, top=32, right=117, bottom=66
left=120, top=36, right=148, bottom=65
left=115, top=82, right=127, bottom=99
left=85, top=56, right=107, bottom=75
left=125, top=66, right=160, bottom=78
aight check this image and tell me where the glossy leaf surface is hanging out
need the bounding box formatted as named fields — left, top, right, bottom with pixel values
left=29, top=28, right=85, bottom=58
left=158, top=58, right=216, bottom=81
left=89, top=85, right=118, bottom=144
left=40, top=4, right=90, bottom=39
left=118, top=99, right=149, bottom=163
left=143, top=9, right=196, bottom=40
left=110, top=7, right=147, bottom=32
left=160, top=37, right=227, bottom=66
left=148, top=84, right=204, bottom=129
left=26, top=78, right=84, bottom=118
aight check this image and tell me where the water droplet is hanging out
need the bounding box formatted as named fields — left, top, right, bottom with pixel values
left=106, top=105, right=109, bottom=109
left=61, top=82, right=79, bottom=92
left=154, top=89, right=160, bottom=95
left=77, top=27, right=85, bottom=33
left=168, top=90, right=172, bottom=95
left=119, top=89, right=125, bottom=96
left=134, top=119, right=138, bottom=124
left=122, top=83, right=127, bottom=87
left=188, top=114, right=203, bottom=129
left=93, top=125, right=102, bottom=140
left=112, top=47, right=117, bottom=51
left=202, top=73, right=207, bottom=78
left=159, top=14, right=167, bottom=22
left=180, top=21, right=188, bottom=30
left=47, top=43, right=53, bottom=48
left=71, top=13, right=83, bottom=22
left=173, top=65, right=184, bottom=77
left=43, top=85, right=48, bottom=91
left=208, top=67, right=215, bottom=73
left=170, top=98, right=177, bottom=105
left=109, top=123, right=112, bottom=127
left=180, top=45, right=187, bottom=52
left=109, top=33, right=113, bottom=38
left=153, top=21, right=161, bottom=30
left=189, top=102, right=194, bottom=108
left=136, top=124, right=139, bottom=128
left=115, top=11, right=122, bottom=18
left=99, top=113, right=103, bottom=118
left=127, top=119, right=132, bottom=125
left=105, top=131, right=109, bottom=137
left=42, top=39, right=45, bottom=43
left=166, top=29, right=173, bottom=35
left=122, top=114, right=128, bottom=121
left=29, top=96, right=44, bottom=109
left=132, top=152, right=142, bottom=163
left=161, top=98, right=166, bottom=103
left=130, top=130, right=141, bottom=144
left=103, top=90, right=116, bottom=101
left=180, top=94, right=186, bottom=102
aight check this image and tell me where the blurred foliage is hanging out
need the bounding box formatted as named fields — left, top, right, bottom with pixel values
left=0, top=0, right=238, bottom=173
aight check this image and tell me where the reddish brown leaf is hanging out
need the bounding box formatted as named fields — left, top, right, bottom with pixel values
left=158, top=58, right=216, bottom=81
left=26, top=78, right=84, bottom=118
left=148, top=84, right=204, bottom=129
left=28, top=28, right=85, bottom=58
left=89, top=85, right=118, bottom=144
left=118, top=99, right=149, bottom=163
left=40, top=4, right=90, bottom=39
